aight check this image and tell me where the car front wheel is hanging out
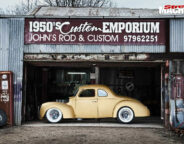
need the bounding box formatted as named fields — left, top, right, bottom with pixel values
left=117, top=107, right=134, bottom=123
left=46, top=108, right=62, bottom=123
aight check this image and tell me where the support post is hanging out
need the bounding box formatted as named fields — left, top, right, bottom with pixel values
left=95, top=67, right=100, bottom=84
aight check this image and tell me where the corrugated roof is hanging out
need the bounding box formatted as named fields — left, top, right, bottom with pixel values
left=27, top=6, right=184, bottom=18
left=1, top=7, right=184, bottom=18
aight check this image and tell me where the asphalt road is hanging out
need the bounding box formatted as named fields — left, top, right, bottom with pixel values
left=0, top=126, right=183, bottom=144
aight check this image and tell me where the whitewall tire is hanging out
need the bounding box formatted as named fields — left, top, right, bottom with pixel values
left=46, top=108, right=62, bottom=123
left=117, top=107, right=134, bottom=123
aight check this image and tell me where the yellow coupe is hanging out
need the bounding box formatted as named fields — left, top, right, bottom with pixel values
left=40, top=85, right=150, bottom=123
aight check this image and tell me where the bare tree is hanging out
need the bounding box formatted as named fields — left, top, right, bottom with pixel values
left=43, top=0, right=111, bottom=7
left=5, top=0, right=112, bottom=15
left=5, top=0, right=39, bottom=15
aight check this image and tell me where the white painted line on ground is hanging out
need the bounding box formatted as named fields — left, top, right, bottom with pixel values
left=22, top=123, right=164, bottom=129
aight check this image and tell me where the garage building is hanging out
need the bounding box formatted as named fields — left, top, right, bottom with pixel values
left=0, top=7, right=184, bottom=128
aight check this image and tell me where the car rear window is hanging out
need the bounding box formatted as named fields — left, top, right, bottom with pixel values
left=98, top=89, right=108, bottom=97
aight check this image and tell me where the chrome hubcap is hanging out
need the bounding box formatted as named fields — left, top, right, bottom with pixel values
left=121, top=111, right=129, bottom=119
left=50, top=110, right=59, bottom=120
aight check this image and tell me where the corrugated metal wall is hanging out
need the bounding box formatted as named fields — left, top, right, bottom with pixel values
left=0, top=18, right=24, bottom=125
left=170, top=19, right=184, bottom=52
left=24, top=44, right=165, bottom=53
left=9, top=18, right=24, bottom=126
left=0, top=19, right=9, bottom=70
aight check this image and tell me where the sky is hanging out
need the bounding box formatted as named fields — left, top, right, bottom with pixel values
left=0, top=0, right=184, bottom=10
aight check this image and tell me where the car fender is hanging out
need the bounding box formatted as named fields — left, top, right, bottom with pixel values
left=113, top=100, right=150, bottom=118
left=40, top=102, right=75, bottom=119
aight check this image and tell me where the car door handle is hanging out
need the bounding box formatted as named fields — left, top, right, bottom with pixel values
left=91, top=100, right=97, bottom=102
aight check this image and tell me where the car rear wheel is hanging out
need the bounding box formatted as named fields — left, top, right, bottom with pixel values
left=117, top=107, right=134, bottom=123
left=0, top=109, right=7, bottom=126
left=46, top=108, right=62, bottom=123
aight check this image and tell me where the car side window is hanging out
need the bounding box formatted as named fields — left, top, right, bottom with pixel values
left=79, top=89, right=95, bottom=97
left=98, top=89, right=108, bottom=97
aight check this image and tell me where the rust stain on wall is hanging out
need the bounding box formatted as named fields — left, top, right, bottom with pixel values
left=24, top=54, right=149, bottom=62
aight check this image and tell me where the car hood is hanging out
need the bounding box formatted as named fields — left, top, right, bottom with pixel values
left=41, top=102, right=68, bottom=108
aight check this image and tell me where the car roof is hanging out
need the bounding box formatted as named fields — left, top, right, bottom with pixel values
left=79, top=84, right=110, bottom=89
left=78, top=85, right=116, bottom=95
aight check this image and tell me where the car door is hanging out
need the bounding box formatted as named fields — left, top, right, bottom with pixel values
left=97, top=89, right=118, bottom=118
left=75, top=88, right=98, bottom=118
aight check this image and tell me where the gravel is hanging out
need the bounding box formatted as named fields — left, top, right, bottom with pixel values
left=0, top=126, right=183, bottom=144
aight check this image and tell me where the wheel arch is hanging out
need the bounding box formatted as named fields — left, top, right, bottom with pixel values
left=113, top=100, right=150, bottom=118
left=40, top=102, right=75, bottom=119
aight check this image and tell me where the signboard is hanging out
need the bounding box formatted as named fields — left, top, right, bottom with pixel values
left=1, top=81, right=8, bottom=90
left=24, top=19, right=166, bottom=45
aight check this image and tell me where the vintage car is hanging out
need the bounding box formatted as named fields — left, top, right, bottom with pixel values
left=40, top=85, right=150, bottom=123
